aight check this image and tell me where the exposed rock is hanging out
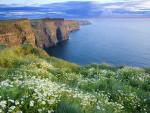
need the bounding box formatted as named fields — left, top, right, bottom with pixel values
left=0, top=18, right=80, bottom=48
left=64, top=20, right=80, bottom=32
left=31, top=18, right=69, bottom=48
left=0, top=19, right=35, bottom=47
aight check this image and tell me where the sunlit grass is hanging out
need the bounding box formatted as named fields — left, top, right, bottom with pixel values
left=0, top=45, right=149, bottom=113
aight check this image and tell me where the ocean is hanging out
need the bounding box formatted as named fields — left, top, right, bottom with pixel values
left=47, top=18, right=150, bottom=67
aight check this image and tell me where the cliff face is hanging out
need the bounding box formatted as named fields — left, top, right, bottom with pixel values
left=0, top=19, right=35, bottom=47
left=0, top=18, right=79, bottom=48
left=64, top=20, right=80, bottom=32
left=31, top=18, right=69, bottom=48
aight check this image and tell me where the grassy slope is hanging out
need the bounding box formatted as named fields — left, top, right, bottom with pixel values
left=0, top=45, right=149, bottom=113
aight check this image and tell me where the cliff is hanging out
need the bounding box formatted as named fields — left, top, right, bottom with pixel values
left=31, top=18, right=69, bottom=48
left=0, top=19, right=35, bottom=47
left=0, top=18, right=79, bottom=48
left=64, top=20, right=80, bottom=32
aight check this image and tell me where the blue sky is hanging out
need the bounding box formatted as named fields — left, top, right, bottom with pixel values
left=0, top=0, right=149, bottom=10
left=0, top=0, right=139, bottom=5
left=0, top=0, right=149, bottom=11
left=0, top=0, right=149, bottom=19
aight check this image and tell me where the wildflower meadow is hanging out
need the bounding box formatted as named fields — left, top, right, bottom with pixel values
left=0, top=45, right=149, bottom=113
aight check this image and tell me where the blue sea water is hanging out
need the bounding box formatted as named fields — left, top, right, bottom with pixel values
left=47, top=18, right=150, bottom=67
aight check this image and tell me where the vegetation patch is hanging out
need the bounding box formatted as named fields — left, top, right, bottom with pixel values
left=0, top=45, right=149, bottom=113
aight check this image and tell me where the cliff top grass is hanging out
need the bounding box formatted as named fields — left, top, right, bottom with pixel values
left=0, top=18, right=32, bottom=34
left=0, top=45, right=149, bottom=113
left=31, top=18, right=65, bottom=22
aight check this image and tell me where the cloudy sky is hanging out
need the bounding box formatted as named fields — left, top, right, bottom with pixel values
left=0, top=0, right=147, bottom=4
left=0, top=0, right=149, bottom=10
left=0, top=0, right=149, bottom=19
left=0, top=0, right=124, bottom=4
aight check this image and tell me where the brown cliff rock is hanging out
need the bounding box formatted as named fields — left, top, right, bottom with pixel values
left=0, top=18, right=80, bottom=48
left=0, top=19, right=35, bottom=47
left=31, top=18, right=69, bottom=48
left=64, top=20, right=80, bottom=32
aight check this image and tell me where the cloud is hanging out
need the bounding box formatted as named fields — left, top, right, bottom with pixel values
left=0, top=0, right=150, bottom=19
left=102, top=0, right=150, bottom=11
left=1, top=0, right=149, bottom=11
left=135, top=0, right=150, bottom=9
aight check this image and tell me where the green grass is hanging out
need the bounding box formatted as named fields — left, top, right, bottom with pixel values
left=0, top=45, right=149, bottom=113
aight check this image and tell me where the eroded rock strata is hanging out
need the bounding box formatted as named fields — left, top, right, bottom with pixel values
left=0, top=18, right=79, bottom=48
left=64, top=20, right=80, bottom=32
left=0, top=19, right=35, bottom=47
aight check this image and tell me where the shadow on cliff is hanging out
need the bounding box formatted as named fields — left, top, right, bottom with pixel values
left=44, top=40, right=69, bottom=57
left=56, top=27, right=63, bottom=42
left=44, top=27, right=69, bottom=55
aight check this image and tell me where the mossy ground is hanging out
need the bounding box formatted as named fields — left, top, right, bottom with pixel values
left=0, top=45, right=149, bottom=113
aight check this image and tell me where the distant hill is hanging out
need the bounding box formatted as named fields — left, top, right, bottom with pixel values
left=0, top=1, right=150, bottom=19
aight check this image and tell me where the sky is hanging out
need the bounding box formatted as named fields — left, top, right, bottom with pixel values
left=0, top=0, right=143, bottom=5
left=0, top=0, right=149, bottom=10
left=0, top=0, right=149, bottom=19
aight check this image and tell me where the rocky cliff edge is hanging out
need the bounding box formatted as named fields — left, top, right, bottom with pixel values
left=0, top=18, right=79, bottom=48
